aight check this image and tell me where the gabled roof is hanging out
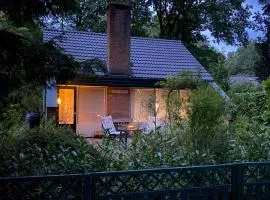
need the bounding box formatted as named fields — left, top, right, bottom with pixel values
left=43, top=29, right=213, bottom=81
left=229, top=75, right=260, bottom=85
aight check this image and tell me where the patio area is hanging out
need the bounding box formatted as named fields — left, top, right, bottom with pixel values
left=57, top=85, right=190, bottom=138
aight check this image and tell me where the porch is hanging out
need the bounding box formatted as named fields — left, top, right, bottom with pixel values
left=56, top=86, right=190, bottom=138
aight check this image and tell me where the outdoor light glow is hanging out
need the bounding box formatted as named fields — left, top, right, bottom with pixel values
left=57, top=97, right=62, bottom=105
left=128, top=124, right=134, bottom=129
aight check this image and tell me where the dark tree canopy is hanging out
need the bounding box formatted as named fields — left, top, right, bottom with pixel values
left=151, top=0, right=251, bottom=44
left=255, top=1, right=270, bottom=81
left=224, top=43, right=260, bottom=76
left=187, top=43, right=229, bottom=91
left=0, top=0, right=262, bottom=93
left=48, top=0, right=152, bottom=37
left=0, top=0, right=77, bottom=26
left=45, top=0, right=252, bottom=45
left=0, top=5, right=106, bottom=114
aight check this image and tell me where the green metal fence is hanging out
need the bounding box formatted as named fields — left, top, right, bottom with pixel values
left=1, top=162, right=270, bottom=200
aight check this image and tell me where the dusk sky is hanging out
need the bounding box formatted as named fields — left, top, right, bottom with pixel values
left=208, top=0, right=263, bottom=54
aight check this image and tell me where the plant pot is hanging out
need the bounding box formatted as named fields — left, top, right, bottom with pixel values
left=26, top=112, right=41, bottom=128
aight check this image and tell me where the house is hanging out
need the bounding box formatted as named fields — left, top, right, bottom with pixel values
left=44, top=2, right=216, bottom=138
left=229, top=75, right=260, bottom=85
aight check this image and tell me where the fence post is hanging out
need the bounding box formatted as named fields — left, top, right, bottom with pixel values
left=231, top=164, right=244, bottom=200
left=83, top=175, right=95, bottom=200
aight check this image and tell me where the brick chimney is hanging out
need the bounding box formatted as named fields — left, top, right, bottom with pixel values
left=107, top=1, right=131, bottom=75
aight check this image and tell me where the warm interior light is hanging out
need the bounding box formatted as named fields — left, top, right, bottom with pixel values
left=128, top=124, right=134, bottom=129
left=57, top=97, right=62, bottom=105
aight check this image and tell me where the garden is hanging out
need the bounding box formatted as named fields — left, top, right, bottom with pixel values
left=0, top=0, right=270, bottom=198
left=1, top=75, right=270, bottom=177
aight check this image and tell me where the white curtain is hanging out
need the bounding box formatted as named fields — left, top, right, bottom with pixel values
left=77, top=87, right=105, bottom=137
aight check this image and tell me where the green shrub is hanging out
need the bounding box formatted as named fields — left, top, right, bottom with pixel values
left=188, top=85, right=228, bottom=142
left=231, top=116, right=270, bottom=161
left=230, top=92, right=266, bottom=120
left=228, top=82, right=266, bottom=121
left=98, top=125, right=235, bottom=169
left=98, top=130, right=187, bottom=169
left=0, top=121, right=104, bottom=176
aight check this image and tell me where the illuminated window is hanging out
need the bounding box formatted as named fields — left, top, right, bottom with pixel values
left=130, top=89, right=155, bottom=122
left=58, top=89, right=75, bottom=124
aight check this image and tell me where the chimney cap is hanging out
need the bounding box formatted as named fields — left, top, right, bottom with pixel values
left=108, top=0, right=132, bottom=7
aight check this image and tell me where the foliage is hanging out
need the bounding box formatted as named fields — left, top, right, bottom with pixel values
left=159, top=71, right=204, bottom=90
left=0, top=13, right=76, bottom=114
left=151, top=0, right=251, bottom=44
left=0, top=0, right=77, bottom=26
left=187, top=42, right=229, bottom=91
left=228, top=83, right=265, bottom=120
left=0, top=121, right=104, bottom=177
left=2, top=78, right=270, bottom=177
left=231, top=116, right=270, bottom=161
left=255, top=1, right=270, bottom=39
left=228, top=79, right=270, bottom=162
left=230, top=91, right=266, bottom=121
left=0, top=105, right=25, bottom=140
left=1, top=0, right=270, bottom=178
left=225, top=43, right=261, bottom=76
left=254, top=2, right=270, bottom=81
left=159, top=72, right=204, bottom=128
left=163, top=90, right=182, bottom=127
left=7, top=84, right=43, bottom=113
left=187, top=85, right=229, bottom=150
left=255, top=41, right=270, bottom=81
left=188, top=85, right=227, bottom=133
left=56, top=0, right=107, bottom=32
left=48, top=0, right=153, bottom=37
left=97, top=82, right=270, bottom=168
left=0, top=12, right=106, bottom=115
left=228, top=83, right=263, bottom=94
left=263, top=79, right=270, bottom=98
left=130, top=0, right=152, bottom=37
left=44, top=0, right=252, bottom=45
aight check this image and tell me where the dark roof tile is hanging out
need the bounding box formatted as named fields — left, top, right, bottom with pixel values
left=43, top=29, right=213, bottom=81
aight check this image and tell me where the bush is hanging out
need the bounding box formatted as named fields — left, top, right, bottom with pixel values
left=188, top=85, right=228, bottom=142
left=98, top=129, right=187, bottom=169
left=97, top=126, right=235, bottom=169
left=0, top=121, right=104, bottom=176
left=2, top=78, right=270, bottom=177
left=231, top=116, right=270, bottom=161
left=231, top=92, right=266, bottom=120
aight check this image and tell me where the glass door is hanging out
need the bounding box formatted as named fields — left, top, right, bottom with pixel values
left=58, top=88, right=76, bottom=128
left=77, top=87, right=106, bottom=137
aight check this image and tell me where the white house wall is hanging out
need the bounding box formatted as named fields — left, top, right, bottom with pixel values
left=46, top=87, right=57, bottom=107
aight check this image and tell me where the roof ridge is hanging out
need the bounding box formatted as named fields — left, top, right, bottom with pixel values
left=43, top=28, right=183, bottom=44
left=44, top=28, right=107, bottom=37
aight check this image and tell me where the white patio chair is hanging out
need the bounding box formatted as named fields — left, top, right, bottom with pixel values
left=101, top=116, right=127, bottom=142
left=146, top=116, right=164, bottom=132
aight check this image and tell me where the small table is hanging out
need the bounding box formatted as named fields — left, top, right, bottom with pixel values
left=125, top=123, right=143, bottom=136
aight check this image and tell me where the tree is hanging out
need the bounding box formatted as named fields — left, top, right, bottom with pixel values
left=0, top=5, right=106, bottom=115
left=151, top=0, right=251, bottom=44
left=0, top=16, right=78, bottom=114
left=255, top=1, right=270, bottom=81
left=48, top=0, right=153, bottom=37
left=0, top=0, right=77, bottom=26
left=224, top=43, right=261, bottom=76
left=61, top=0, right=107, bottom=32
left=187, top=42, right=229, bottom=91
